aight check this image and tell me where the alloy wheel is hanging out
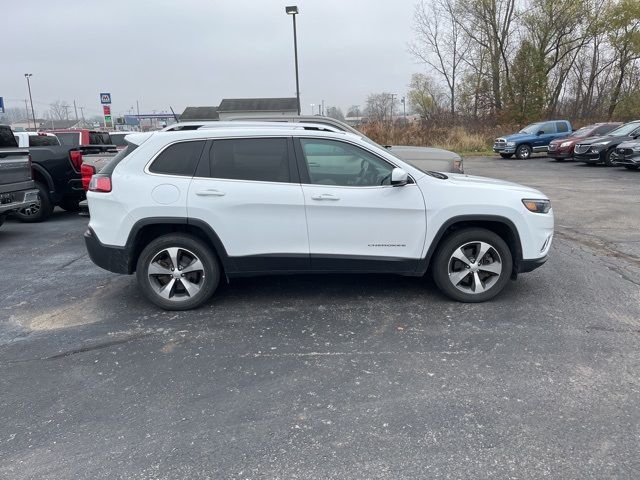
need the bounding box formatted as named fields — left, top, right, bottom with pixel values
left=447, top=241, right=502, bottom=294
left=147, top=247, right=206, bottom=302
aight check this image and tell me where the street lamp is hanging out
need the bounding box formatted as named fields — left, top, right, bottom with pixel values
left=285, top=6, right=301, bottom=115
left=24, top=74, right=37, bottom=130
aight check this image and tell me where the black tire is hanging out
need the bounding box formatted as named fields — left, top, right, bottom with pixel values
left=603, top=149, right=616, bottom=166
left=136, top=233, right=220, bottom=310
left=15, top=181, right=53, bottom=223
left=432, top=228, right=513, bottom=303
left=515, top=144, right=532, bottom=160
left=0, top=214, right=5, bottom=228
left=624, top=165, right=639, bottom=170
left=59, top=197, right=81, bottom=212
left=500, top=153, right=513, bottom=159
left=553, top=157, right=564, bottom=162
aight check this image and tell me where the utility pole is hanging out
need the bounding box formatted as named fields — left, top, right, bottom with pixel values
left=24, top=99, right=30, bottom=129
left=321, top=99, right=325, bottom=116
left=285, top=6, right=301, bottom=115
left=79, top=106, right=86, bottom=123
left=73, top=100, right=79, bottom=121
left=24, top=74, right=37, bottom=130
left=62, top=104, right=71, bottom=120
left=401, top=96, right=406, bottom=122
left=389, top=93, right=397, bottom=124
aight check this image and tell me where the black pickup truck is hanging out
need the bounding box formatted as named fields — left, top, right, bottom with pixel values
left=0, top=126, right=38, bottom=228
left=13, top=130, right=116, bottom=222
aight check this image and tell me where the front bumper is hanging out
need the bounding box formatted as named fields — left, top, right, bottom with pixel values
left=575, top=151, right=603, bottom=163
left=493, top=145, right=516, bottom=154
left=549, top=149, right=572, bottom=159
left=611, top=152, right=640, bottom=166
left=0, top=188, right=39, bottom=215
left=84, top=227, right=133, bottom=274
left=519, top=256, right=548, bottom=273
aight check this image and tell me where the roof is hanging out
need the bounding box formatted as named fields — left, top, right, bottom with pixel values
left=180, top=107, right=219, bottom=121
left=40, top=119, right=89, bottom=130
left=218, top=97, right=298, bottom=112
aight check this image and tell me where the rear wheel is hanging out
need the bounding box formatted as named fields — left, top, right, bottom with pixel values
left=515, top=144, right=532, bottom=160
left=15, top=181, right=53, bottom=223
left=432, top=228, right=513, bottom=303
left=136, top=234, right=220, bottom=310
left=500, top=153, right=513, bottom=159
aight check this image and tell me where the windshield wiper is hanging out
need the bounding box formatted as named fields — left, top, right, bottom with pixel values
left=426, top=171, right=448, bottom=179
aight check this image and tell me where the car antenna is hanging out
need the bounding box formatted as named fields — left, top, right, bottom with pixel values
left=169, top=107, right=179, bottom=123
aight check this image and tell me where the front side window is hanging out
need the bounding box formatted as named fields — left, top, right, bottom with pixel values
left=519, top=123, right=543, bottom=135
left=542, top=122, right=557, bottom=134
left=555, top=122, right=568, bottom=133
left=300, top=138, right=394, bottom=187
left=149, top=140, right=205, bottom=176
left=209, top=138, right=290, bottom=183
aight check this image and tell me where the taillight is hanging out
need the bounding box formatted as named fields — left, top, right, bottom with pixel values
left=88, top=175, right=112, bottom=193
left=81, top=163, right=96, bottom=191
left=69, top=150, right=83, bottom=171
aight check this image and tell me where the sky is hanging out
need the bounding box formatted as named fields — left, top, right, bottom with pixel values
left=2, top=0, right=422, bottom=119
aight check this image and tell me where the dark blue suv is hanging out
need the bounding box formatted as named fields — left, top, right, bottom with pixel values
left=494, top=120, right=573, bottom=159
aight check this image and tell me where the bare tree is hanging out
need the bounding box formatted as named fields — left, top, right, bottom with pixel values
left=48, top=100, right=71, bottom=120
left=407, top=73, right=445, bottom=119
left=365, top=93, right=397, bottom=122
left=326, top=106, right=345, bottom=120
left=410, top=0, right=469, bottom=117
left=346, top=105, right=361, bottom=117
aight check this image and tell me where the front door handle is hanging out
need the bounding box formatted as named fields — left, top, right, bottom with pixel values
left=311, top=193, right=340, bottom=201
left=195, top=189, right=226, bottom=197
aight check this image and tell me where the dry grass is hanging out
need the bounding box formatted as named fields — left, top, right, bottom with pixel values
left=358, top=122, right=515, bottom=155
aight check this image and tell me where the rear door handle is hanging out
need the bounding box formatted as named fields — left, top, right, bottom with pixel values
left=195, top=189, right=226, bottom=197
left=311, top=193, right=340, bottom=201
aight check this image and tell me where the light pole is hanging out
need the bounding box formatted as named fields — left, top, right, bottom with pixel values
left=24, top=74, right=37, bottom=130
left=286, top=6, right=301, bottom=115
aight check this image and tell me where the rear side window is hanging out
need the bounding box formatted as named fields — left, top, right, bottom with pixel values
left=209, top=138, right=290, bottom=183
left=110, top=134, right=128, bottom=146
left=56, top=132, right=80, bottom=147
left=101, top=142, right=139, bottom=176
left=555, top=122, right=568, bottom=133
left=149, top=140, right=205, bottom=176
left=0, top=127, right=18, bottom=148
left=594, top=124, right=617, bottom=135
left=29, top=135, right=60, bottom=147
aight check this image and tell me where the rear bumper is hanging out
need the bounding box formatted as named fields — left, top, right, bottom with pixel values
left=84, top=227, right=132, bottom=274
left=0, top=188, right=39, bottom=215
left=494, top=146, right=516, bottom=154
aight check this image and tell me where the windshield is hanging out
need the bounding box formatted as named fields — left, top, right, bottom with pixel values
left=519, top=123, right=544, bottom=134
left=608, top=122, right=640, bottom=137
left=570, top=126, right=593, bottom=137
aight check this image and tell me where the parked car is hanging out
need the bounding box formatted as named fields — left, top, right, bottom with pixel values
left=547, top=123, right=621, bottom=161
left=573, top=120, right=640, bottom=166
left=493, top=120, right=573, bottom=159
left=167, top=116, right=465, bottom=174
left=611, top=140, right=640, bottom=170
left=0, top=126, right=38, bottom=228
left=11, top=130, right=117, bottom=222
left=84, top=127, right=553, bottom=310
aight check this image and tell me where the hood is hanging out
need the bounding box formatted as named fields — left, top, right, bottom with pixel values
left=575, top=134, right=616, bottom=145
left=549, top=136, right=577, bottom=145
left=446, top=173, right=545, bottom=196
left=388, top=145, right=459, bottom=161
left=618, top=140, right=640, bottom=148
left=498, top=133, right=537, bottom=142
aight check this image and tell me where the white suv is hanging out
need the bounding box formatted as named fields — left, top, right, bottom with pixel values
left=84, top=127, right=553, bottom=310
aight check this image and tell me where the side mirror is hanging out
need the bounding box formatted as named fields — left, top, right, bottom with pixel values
left=537, top=130, right=544, bottom=136
left=391, top=167, right=408, bottom=186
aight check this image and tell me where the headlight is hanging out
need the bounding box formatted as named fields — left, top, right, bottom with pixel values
left=522, top=199, right=551, bottom=214
left=632, top=146, right=640, bottom=152
left=506, top=141, right=516, bottom=147
left=560, top=141, right=572, bottom=147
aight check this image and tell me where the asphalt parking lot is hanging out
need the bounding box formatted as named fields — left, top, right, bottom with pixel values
left=1, top=156, right=639, bottom=479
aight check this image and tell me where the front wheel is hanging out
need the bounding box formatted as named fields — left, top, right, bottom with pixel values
left=515, top=144, right=532, bottom=160
left=15, top=181, right=53, bottom=223
left=432, top=228, right=513, bottom=303
left=136, top=234, right=220, bottom=310
left=500, top=153, right=513, bottom=159
left=603, top=149, right=616, bottom=166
